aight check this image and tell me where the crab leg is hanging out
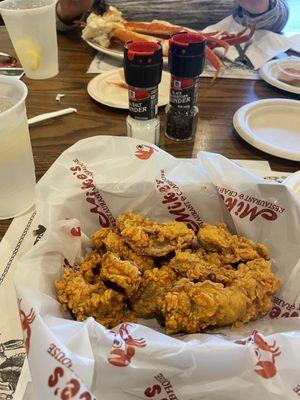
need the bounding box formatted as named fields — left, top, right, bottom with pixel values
left=113, top=28, right=155, bottom=43
left=237, top=26, right=249, bottom=37
left=202, top=35, right=230, bottom=55
left=202, top=31, right=222, bottom=37
left=125, top=21, right=230, bottom=57
left=220, top=25, right=255, bottom=46
left=219, top=27, right=248, bottom=41
left=113, top=28, right=169, bottom=55
left=205, top=46, right=223, bottom=79
left=124, top=20, right=183, bottom=37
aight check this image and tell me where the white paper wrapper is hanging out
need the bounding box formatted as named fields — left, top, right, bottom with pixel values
left=15, top=136, right=300, bottom=399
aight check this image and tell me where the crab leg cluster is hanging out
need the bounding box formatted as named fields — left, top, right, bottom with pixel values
left=82, top=6, right=255, bottom=77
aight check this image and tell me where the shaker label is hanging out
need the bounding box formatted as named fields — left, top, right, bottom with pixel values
left=129, top=87, right=158, bottom=120
left=170, top=77, right=198, bottom=110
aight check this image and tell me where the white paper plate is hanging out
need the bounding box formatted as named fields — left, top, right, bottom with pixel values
left=260, top=58, right=300, bottom=95
left=85, top=39, right=168, bottom=64
left=86, top=39, right=124, bottom=60
left=233, top=98, right=300, bottom=161
left=87, top=68, right=170, bottom=109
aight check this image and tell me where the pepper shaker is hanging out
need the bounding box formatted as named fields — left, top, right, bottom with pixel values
left=165, top=32, right=206, bottom=141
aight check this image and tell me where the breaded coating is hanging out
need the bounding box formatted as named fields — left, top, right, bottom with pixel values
left=163, top=258, right=280, bottom=334
left=80, top=252, right=102, bottom=283
left=167, top=250, right=235, bottom=285
left=232, top=258, right=280, bottom=320
left=131, top=266, right=177, bottom=319
left=55, top=269, right=134, bottom=328
left=92, top=228, right=154, bottom=272
left=163, top=279, right=249, bottom=334
left=195, top=249, right=224, bottom=268
left=100, top=252, right=142, bottom=297
left=197, top=223, right=270, bottom=263
left=116, top=211, right=195, bottom=257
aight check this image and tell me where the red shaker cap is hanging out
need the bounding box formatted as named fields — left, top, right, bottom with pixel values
left=126, top=41, right=161, bottom=61
left=124, top=41, right=163, bottom=88
left=170, top=32, right=206, bottom=47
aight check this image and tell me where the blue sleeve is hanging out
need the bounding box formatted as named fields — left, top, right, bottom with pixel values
left=233, top=0, right=289, bottom=33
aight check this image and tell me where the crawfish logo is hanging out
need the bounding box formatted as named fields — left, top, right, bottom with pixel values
left=108, top=324, right=146, bottom=367
left=235, top=330, right=281, bottom=379
left=18, top=299, right=36, bottom=355
left=252, top=330, right=281, bottom=379
left=134, top=144, right=155, bottom=160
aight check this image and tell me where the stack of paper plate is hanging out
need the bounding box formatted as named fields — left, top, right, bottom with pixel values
left=233, top=99, right=300, bottom=161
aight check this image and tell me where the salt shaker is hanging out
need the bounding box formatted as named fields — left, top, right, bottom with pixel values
left=124, top=41, right=163, bottom=145
left=165, top=32, right=206, bottom=141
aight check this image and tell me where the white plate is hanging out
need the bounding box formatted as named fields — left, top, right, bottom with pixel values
left=260, top=58, right=300, bottom=95
left=85, top=39, right=168, bottom=64
left=86, top=39, right=124, bottom=60
left=87, top=68, right=170, bottom=109
left=233, top=98, right=300, bottom=161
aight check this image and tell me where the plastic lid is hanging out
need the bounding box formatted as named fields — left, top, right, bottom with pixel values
left=169, top=32, right=206, bottom=78
left=124, top=41, right=163, bottom=88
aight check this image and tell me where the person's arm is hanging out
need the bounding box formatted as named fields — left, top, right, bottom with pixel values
left=56, top=0, right=103, bottom=31
left=233, top=0, right=289, bottom=33
left=236, top=0, right=269, bottom=14
left=57, top=0, right=93, bottom=24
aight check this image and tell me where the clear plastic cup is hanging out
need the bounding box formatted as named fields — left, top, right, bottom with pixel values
left=0, top=76, right=36, bottom=219
left=0, top=0, right=58, bottom=79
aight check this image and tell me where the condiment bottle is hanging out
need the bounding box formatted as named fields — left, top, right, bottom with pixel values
left=124, top=41, right=163, bottom=145
left=165, top=32, right=206, bottom=141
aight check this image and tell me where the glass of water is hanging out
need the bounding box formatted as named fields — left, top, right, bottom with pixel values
left=0, top=0, right=58, bottom=79
left=0, top=76, right=36, bottom=219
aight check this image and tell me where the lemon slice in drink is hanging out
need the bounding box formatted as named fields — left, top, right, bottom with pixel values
left=14, top=39, right=41, bottom=71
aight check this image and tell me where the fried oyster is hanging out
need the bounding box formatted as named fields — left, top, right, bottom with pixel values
left=92, top=228, right=155, bottom=272
left=116, top=211, right=195, bottom=257
left=55, top=268, right=134, bottom=329
left=197, top=223, right=270, bottom=264
left=100, top=252, right=142, bottom=297
left=162, top=258, right=280, bottom=334
left=131, top=266, right=177, bottom=319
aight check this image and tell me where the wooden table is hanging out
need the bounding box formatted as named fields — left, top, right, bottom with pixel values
left=0, top=26, right=299, bottom=239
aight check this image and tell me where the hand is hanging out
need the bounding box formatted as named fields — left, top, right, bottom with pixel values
left=57, top=0, right=94, bottom=23
left=237, top=0, right=269, bottom=14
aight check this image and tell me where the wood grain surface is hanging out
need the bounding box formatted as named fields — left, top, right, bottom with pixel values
left=0, top=26, right=299, bottom=239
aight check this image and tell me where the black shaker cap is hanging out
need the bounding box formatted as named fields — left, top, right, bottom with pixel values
left=169, top=32, right=206, bottom=78
left=124, top=41, right=163, bottom=88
